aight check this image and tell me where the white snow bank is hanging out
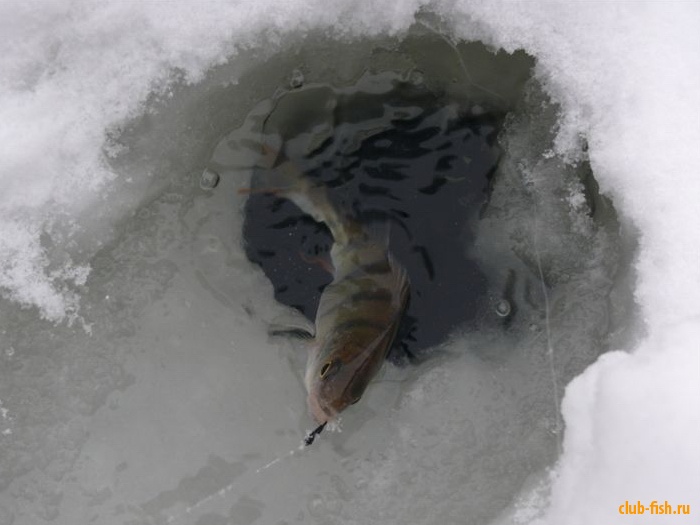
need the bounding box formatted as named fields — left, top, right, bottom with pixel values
left=1, top=0, right=697, bottom=522
left=0, top=0, right=421, bottom=320
left=452, top=2, right=700, bottom=522
left=546, top=322, right=699, bottom=524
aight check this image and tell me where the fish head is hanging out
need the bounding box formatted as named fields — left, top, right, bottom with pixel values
left=304, top=331, right=389, bottom=424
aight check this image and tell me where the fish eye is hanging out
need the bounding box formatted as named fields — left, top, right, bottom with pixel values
left=319, top=360, right=339, bottom=379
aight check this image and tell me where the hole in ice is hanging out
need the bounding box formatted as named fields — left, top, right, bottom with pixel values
left=240, top=71, right=503, bottom=364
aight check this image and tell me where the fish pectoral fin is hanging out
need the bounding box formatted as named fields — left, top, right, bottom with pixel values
left=268, top=308, right=316, bottom=339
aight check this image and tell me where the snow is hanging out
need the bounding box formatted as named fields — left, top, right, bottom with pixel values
left=0, top=1, right=698, bottom=524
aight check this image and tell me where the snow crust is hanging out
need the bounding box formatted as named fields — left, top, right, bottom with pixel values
left=0, top=1, right=698, bottom=523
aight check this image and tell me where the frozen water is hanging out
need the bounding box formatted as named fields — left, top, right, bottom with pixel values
left=0, top=2, right=698, bottom=525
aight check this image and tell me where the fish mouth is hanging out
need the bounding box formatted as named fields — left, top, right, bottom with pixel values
left=307, top=392, right=338, bottom=425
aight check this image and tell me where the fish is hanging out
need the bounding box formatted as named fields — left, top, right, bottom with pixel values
left=249, top=143, right=410, bottom=427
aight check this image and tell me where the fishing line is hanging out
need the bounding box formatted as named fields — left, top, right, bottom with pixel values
left=163, top=428, right=325, bottom=523
left=529, top=177, right=563, bottom=457
left=416, top=18, right=507, bottom=105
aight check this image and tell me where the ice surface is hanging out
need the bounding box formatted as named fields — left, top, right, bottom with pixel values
left=0, top=1, right=698, bottom=525
left=0, top=0, right=421, bottom=320
left=454, top=4, right=700, bottom=523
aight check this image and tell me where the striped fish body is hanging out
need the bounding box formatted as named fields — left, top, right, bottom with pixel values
left=305, top=236, right=410, bottom=424
left=253, top=144, right=410, bottom=424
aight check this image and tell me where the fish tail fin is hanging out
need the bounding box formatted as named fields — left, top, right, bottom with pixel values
left=250, top=142, right=357, bottom=246
left=248, top=143, right=310, bottom=197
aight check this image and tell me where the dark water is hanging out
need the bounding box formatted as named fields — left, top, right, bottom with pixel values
left=242, top=79, right=503, bottom=363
